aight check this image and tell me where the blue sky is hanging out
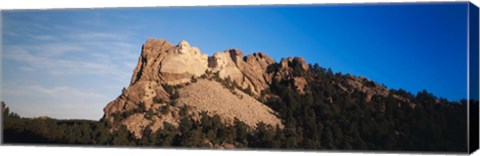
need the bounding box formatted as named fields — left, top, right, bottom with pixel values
left=2, top=2, right=470, bottom=120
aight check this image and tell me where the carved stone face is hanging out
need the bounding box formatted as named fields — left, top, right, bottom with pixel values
left=213, top=53, right=228, bottom=69
left=178, top=40, right=190, bottom=48
left=177, top=40, right=191, bottom=54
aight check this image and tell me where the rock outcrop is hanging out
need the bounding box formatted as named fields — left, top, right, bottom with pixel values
left=127, top=39, right=279, bottom=96
left=104, top=38, right=177, bottom=123
left=209, top=49, right=276, bottom=95
left=344, top=75, right=389, bottom=102
left=103, top=37, right=421, bottom=140
left=130, top=39, right=209, bottom=86
left=338, top=74, right=416, bottom=109
left=273, top=57, right=309, bottom=94
left=104, top=39, right=212, bottom=137
left=103, top=38, right=287, bottom=138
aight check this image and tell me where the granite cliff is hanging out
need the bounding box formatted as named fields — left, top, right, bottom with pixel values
left=103, top=38, right=404, bottom=139
left=103, top=38, right=293, bottom=138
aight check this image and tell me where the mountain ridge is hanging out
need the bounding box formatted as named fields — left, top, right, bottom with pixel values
left=2, top=38, right=471, bottom=151
left=102, top=37, right=427, bottom=139
left=103, top=38, right=297, bottom=138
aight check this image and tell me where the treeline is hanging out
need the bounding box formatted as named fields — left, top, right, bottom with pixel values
left=2, top=63, right=475, bottom=152
left=3, top=107, right=109, bottom=145
left=2, top=105, right=280, bottom=148
left=260, top=63, right=471, bottom=152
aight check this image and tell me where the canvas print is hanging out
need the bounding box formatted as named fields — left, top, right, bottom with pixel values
left=1, top=2, right=479, bottom=154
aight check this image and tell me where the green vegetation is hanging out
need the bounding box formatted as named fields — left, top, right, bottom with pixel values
left=258, top=63, right=471, bottom=152
left=197, top=71, right=251, bottom=98
left=1, top=63, right=474, bottom=152
left=2, top=106, right=261, bottom=147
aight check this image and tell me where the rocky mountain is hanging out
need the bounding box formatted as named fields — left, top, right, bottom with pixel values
left=107, top=37, right=379, bottom=137
left=102, top=38, right=424, bottom=139
left=103, top=38, right=291, bottom=138
left=3, top=38, right=470, bottom=151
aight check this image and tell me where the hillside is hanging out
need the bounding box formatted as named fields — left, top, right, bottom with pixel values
left=102, top=38, right=288, bottom=138
left=178, top=79, right=282, bottom=128
left=2, top=38, right=474, bottom=152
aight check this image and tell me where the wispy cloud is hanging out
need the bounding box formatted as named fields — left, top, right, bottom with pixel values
left=30, top=35, right=58, bottom=41
left=68, top=32, right=130, bottom=41
left=5, top=84, right=107, bottom=99
left=19, top=66, right=34, bottom=72
left=2, top=12, right=142, bottom=119
left=3, top=83, right=109, bottom=120
left=3, top=17, right=140, bottom=86
left=4, top=31, right=138, bottom=81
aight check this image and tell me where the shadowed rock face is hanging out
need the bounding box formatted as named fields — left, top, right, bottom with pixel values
left=130, top=38, right=173, bottom=85
left=273, top=57, right=310, bottom=94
